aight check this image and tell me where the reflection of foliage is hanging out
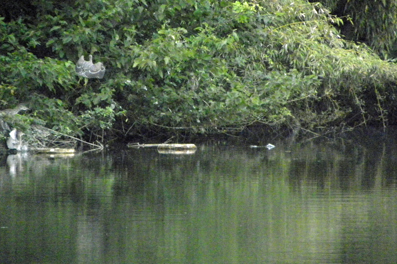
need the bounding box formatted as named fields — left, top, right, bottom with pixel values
left=1, top=0, right=397, bottom=141
left=2, top=139, right=396, bottom=263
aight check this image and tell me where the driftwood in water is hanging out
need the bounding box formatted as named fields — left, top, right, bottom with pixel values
left=127, top=143, right=197, bottom=149
left=27, top=125, right=103, bottom=151
left=157, top=148, right=197, bottom=155
left=32, top=148, right=76, bottom=154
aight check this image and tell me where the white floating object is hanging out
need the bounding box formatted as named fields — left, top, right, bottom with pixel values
left=128, top=143, right=197, bottom=149
left=266, top=143, right=275, bottom=150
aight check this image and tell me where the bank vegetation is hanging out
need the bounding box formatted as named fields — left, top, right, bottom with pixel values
left=1, top=0, right=397, bottom=143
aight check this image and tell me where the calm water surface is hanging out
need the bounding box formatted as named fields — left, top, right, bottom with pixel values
left=1, top=137, right=397, bottom=264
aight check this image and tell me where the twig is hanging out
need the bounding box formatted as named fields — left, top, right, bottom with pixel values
left=46, top=128, right=103, bottom=150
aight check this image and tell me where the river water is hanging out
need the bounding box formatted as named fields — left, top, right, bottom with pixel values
left=1, top=135, right=397, bottom=264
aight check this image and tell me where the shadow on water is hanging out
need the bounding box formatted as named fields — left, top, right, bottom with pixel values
left=1, top=129, right=397, bottom=263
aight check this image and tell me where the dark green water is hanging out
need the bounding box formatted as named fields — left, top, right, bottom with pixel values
left=1, top=138, right=397, bottom=264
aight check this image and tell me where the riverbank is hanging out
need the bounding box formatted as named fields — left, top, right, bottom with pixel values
left=2, top=0, right=397, bottom=144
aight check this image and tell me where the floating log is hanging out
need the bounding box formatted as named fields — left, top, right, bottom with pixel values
left=157, top=149, right=197, bottom=155
left=38, top=153, right=76, bottom=158
left=157, top=143, right=197, bottom=149
left=32, top=148, right=76, bottom=154
left=127, top=143, right=197, bottom=149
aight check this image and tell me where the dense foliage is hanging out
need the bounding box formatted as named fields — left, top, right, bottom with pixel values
left=1, top=0, right=397, bottom=142
left=315, top=0, right=397, bottom=59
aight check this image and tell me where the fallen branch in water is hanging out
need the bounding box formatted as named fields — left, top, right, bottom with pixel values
left=49, top=129, right=104, bottom=150
left=127, top=142, right=197, bottom=149
left=27, top=125, right=103, bottom=151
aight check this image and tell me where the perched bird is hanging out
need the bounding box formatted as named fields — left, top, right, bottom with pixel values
left=75, top=54, right=105, bottom=79
left=75, top=55, right=92, bottom=77
left=0, top=104, right=29, bottom=131
left=75, top=55, right=86, bottom=72
left=75, top=55, right=86, bottom=76
left=83, top=55, right=93, bottom=70
left=0, top=104, right=29, bottom=117
left=0, top=104, right=29, bottom=150
left=6, top=128, right=27, bottom=151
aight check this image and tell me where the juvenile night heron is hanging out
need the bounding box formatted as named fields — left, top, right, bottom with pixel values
left=75, top=54, right=106, bottom=79
left=0, top=104, right=29, bottom=117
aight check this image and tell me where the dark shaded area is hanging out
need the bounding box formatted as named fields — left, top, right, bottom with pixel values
left=0, top=0, right=36, bottom=22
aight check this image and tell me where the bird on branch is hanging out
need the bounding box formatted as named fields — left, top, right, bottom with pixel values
left=0, top=104, right=29, bottom=117
left=75, top=54, right=106, bottom=79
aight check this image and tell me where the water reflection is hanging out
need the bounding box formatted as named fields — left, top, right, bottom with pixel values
left=1, top=136, right=397, bottom=263
left=77, top=213, right=104, bottom=263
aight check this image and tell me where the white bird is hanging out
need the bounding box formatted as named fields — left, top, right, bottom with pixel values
left=75, top=55, right=88, bottom=76
left=6, top=128, right=28, bottom=151
left=75, top=54, right=105, bottom=79
left=82, top=55, right=93, bottom=71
